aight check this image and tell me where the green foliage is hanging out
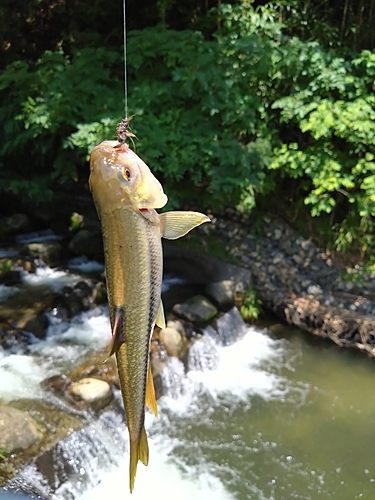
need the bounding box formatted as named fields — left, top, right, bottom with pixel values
left=269, top=45, right=375, bottom=257
left=0, top=259, right=13, bottom=273
left=239, top=287, right=263, bottom=322
left=69, top=212, right=84, bottom=232
left=1, top=1, right=375, bottom=261
left=0, top=47, right=123, bottom=201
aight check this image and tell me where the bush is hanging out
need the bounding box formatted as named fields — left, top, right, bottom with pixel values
left=1, top=2, right=375, bottom=261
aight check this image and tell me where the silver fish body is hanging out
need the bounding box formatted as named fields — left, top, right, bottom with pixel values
left=101, top=207, right=162, bottom=444
left=89, top=140, right=210, bottom=492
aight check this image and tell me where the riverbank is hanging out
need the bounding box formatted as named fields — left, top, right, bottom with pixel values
left=2, top=202, right=375, bottom=356
left=190, top=210, right=375, bottom=356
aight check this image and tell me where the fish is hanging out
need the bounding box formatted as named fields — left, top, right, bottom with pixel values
left=89, top=140, right=210, bottom=492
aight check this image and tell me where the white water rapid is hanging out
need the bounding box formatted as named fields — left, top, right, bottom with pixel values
left=1, top=265, right=296, bottom=499
left=4, top=265, right=375, bottom=500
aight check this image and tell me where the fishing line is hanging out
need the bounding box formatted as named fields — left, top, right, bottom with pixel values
left=122, top=0, right=128, bottom=118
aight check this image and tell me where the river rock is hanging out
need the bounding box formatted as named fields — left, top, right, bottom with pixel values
left=42, top=374, right=71, bottom=395
left=166, top=319, right=186, bottom=337
left=14, top=257, right=36, bottom=274
left=70, top=351, right=119, bottom=387
left=205, top=280, right=235, bottom=309
left=5, top=213, right=33, bottom=233
left=172, top=295, right=218, bottom=322
left=0, top=322, right=29, bottom=349
left=69, top=377, right=112, bottom=411
left=68, top=229, right=103, bottom=259
left=0, top=406, right=44, bottom=455
left=159, top=327, right=182, bottom=357
left=25, top=242, right=63, bottom=267
left=15, top=312, right=48, bottom=339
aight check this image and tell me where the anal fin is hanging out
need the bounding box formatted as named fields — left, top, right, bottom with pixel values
left=145, top=361, right=158, bottom=417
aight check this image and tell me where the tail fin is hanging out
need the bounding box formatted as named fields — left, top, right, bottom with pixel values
left=129, top=427, right=149, bottom=492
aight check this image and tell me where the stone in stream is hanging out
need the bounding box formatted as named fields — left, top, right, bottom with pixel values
left=166, top=319, right=187, bottom=338
left=172, top=295, right=218, bottom=322
left=42, top=374, right=71, bottom=395
left=0, top=322, right=29, bottom=349
left=159, top=327, right=183, bottom=357
left=69, top=351, right=119, bottom=387
left=205, top=280, right=235, bottom=309
left=68, top=228, right=103, bottom=259
left=215, top=307, right=247, bottom=346
left=69, top=377, right=112, bottom=411
left=15, top=312, right=49, bottom=340
left=5, top=213, right=33, bottom=233
left=25, top=242, right=63, bottom=268
left=0, top=406, right=44, bottom=456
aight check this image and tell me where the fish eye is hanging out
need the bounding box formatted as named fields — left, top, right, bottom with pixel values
left=122, top=167, right=131, bottom=181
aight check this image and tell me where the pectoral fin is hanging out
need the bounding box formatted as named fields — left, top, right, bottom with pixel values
left=145, top=361, right=158, bottom=417
left=104, top=306, right=125, bottom=360
left=160, top=211, right=210, bottom=240
left=155, top=300, right=166, bottom=329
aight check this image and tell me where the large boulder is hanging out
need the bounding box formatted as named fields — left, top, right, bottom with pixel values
left=15, top=312, right=48, bottom=340
left=205, top=280, right=235, bottom=309
left=0, top=406, right=44, bottom=456
left=68, top=229, right=103, bottom=259
left=5, top=214, right=33, bottom=234
left=25, top=242, right=63, bottom=268
left=173, top=295, right=218, bottom=322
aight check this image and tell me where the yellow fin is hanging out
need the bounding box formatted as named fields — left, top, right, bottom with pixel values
left=155, top=300, right=165, bottom=329
left=129, top=427, right=149, bottom=493
left=145, top=362, right=158, bottom=417
left=160, top=211, right=210, bottom=240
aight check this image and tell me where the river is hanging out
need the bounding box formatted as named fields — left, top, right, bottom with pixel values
left=1, top=265, right=375, bottom=499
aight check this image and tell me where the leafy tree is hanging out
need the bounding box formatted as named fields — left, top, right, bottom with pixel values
left=1, top=1, right=375, bottom=262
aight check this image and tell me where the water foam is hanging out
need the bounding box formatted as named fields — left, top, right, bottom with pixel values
left=80, top=326, right=288, bottom=500
left=0, top=351, right=48, bottom=403
left=22, top=267, right=80, bottom=291
left=67, top=257, right=105, bottom=273
left=0, top=310, right=111, bottom=403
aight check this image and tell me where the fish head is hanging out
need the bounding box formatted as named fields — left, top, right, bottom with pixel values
left=89, top=141, right=168, bottom=214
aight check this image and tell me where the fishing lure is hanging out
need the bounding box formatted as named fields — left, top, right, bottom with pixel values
left=115, top=115, right=137, bottom=149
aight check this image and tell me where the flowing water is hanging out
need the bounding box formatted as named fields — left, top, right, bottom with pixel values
left=2, top=265, right=375, bottom=499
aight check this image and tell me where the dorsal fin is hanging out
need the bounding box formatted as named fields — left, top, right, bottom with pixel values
left=155, top=300, right=166, bottom=329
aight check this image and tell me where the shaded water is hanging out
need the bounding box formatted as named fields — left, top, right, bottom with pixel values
left=2, top=267, right=375, bottom=499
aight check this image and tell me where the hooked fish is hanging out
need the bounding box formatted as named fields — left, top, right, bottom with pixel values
left=89, top=140, right=210, bottom=492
